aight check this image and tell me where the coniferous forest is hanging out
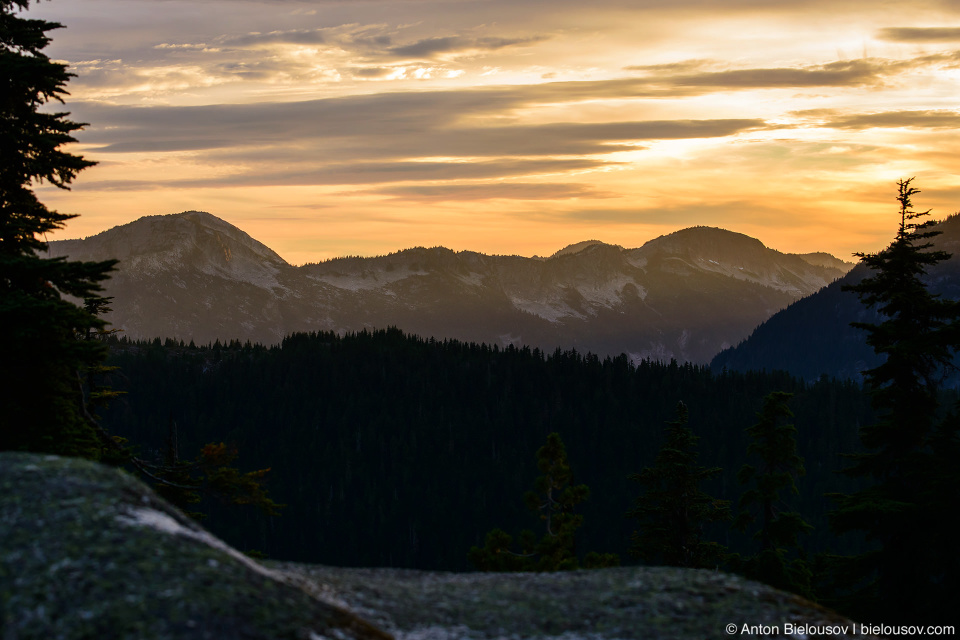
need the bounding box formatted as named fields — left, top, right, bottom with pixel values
left=99, top=330, right=873, bottom=572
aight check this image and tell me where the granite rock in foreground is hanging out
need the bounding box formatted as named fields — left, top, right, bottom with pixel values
left=0, top=452, right=391, bottom=640
left=276, top=563, right=882, bottom=640
left=0, top=451, right=880, bottom=640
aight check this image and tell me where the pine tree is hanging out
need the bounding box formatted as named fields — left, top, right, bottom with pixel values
left=734, top=391, right=813, bottom=597
left=0, top=0, right=116, bottom=456
left=469, top=432, right=618, bottom=571
left=829, top=179, right=960, bottom=623
left=627, top=402, right=730, bottom=568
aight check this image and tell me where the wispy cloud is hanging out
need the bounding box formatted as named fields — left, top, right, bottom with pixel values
left=386, top=35, right=549, bottom=59
left=371, top=183, right=616, bottom=201
left=630, top=58, right=912, bottom=89
left=878, top=27, right=960, bottom=42
left=218, top=28, right=330, bottom=46
left=806, top=109, right=960, bottom=129
left=77, top=158, right=614, bottom=190
left=74, top=88, right=764, bottom=156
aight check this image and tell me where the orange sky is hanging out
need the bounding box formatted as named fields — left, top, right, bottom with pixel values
left=28, top=0, right=960, bottom=265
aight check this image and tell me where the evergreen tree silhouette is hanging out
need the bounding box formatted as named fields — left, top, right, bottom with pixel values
left=0, top=2, right=281, bottom=522
left=627, top=402, right=730, bottom=568
left=829, top=178, right=960, bottom=623
left=734, top=391, right=813, bottom=598
left=469, top=432, right=618, bottom=571
left=0, top=0, right=116, bottom=456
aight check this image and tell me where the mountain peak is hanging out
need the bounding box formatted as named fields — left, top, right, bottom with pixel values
left=628, top=225, right=849, bottom=297
left=641, top=226, right=768, bottom=255
left=53, top=211, right=288, bottom=268
left=550, top=240, right=621, bottom=259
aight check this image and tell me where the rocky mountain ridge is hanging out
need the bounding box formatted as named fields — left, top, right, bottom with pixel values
left=48, top=211, right=853, bottom=363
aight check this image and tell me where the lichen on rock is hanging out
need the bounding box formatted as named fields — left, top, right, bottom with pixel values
left=274, top=562, right=882, bottom=639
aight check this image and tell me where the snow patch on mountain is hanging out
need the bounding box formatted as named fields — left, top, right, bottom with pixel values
left=572, top=275, right=647, bottom=309
left=509, top=296, right=584, bottom=322
left=455, top=271, right=486, bottom=288
left=308, top=267, right=427, bottom=292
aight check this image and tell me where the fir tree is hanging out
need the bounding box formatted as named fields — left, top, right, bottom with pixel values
left=469, top=432, right=618, bottom=571
left=0, top=0, right=116, bottom=456
left=829, top=179, right=960, bottom=623
left=734, top=391, right=813, bottom=598
left=627, top=402, right=730, bottom=568
left=0, top=1, right=282, bottom=521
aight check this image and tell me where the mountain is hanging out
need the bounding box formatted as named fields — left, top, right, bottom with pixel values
left=48, top=212, right=853, bottom=363
left=711, top=214, right=960, bottom=379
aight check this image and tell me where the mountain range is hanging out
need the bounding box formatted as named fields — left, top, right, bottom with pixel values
left=48, top=211, right=853, bottom=363
left=712, top=213, right=960, bottom=380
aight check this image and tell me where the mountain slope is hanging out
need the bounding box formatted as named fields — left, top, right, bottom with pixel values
left=711, top=214, right=960, bottom=379
left=48, top=212, right=853, bottom=363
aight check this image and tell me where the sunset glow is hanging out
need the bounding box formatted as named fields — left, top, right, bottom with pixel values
left=30, top=0, right=960, bottom=265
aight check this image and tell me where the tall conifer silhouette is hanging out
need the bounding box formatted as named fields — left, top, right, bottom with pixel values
left=830, top=179, right=960, bottom=623
left=627, top=402, right=730, bottom=568
left=0, top=0, right=116, bottom=455
left=735, top=391, right=813, bottom=597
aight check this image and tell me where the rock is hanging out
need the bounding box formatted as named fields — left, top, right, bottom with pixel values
left=0, top=452, right=880, bottom=640
left=0, top=452, right=391, bottom=640
left=275, top=564, right=883, bottom=640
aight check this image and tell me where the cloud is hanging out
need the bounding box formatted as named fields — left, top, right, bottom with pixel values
left=154, top=43, right=211, bottom=51
left=878, top=27, right=960, bottom=42
left=353, top=67, right=391, bottom=78
left=73, top=91, right=480, bottom=151
left=795, top=109, right=960, bottom=129
left=642, top=59, right=906, bottom=89
left=370, top=183, right=616, bottom=201
left=76, top=159, right=615, bottom=190
left=831, top=110, right=960, bottom=129
left=218, top=28, right=329, bottom=46
left=624, top=59, right=716, bottom=74
left=69, top=96, right=761, bottom=189
left=72, top=85, right=764, bottom=158
left=386, top=35, right=549, bottom=59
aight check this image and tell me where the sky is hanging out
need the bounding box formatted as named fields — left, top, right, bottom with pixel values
left=27, top=0, right=960, bottom=265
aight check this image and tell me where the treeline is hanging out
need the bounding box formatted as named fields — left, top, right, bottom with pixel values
left=101, top=329, right=872, bottom=571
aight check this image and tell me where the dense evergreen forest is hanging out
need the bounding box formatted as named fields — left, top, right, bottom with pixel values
left=101, top=329, right=873, bottom=571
